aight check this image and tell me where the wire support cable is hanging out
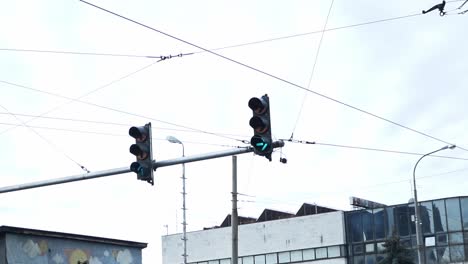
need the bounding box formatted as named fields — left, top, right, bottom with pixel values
left=0, top=80, right=248, bottom=144
left=290, top=0, right=334, bottom=140
left=0, top=48, right=193, bottom=60
left=0, top=105, right=90, bottom=173
left=283, top=138, right=468, bottom=161
left=78, top=1, right=466, bottom=152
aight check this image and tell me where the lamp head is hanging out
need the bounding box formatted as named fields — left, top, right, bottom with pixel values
left=166, top=136, right=182, bottom=144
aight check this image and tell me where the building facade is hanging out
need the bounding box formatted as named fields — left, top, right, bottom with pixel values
left=345, top=196, right=468, bottom=264
left=162, top=204, right=347, bottom=264
left=162, top=196, right=468, bottom=264
left=0, top=225, right=147, bottom=264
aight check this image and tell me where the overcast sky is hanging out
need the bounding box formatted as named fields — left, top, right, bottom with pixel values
left=1, top=0, right=468, bottom=263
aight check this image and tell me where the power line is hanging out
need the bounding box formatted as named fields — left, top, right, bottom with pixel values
left=0, top=48, right=193, bottom=60
left=290, top=0, right=335, bottom=140
left=283, top=138, right=468, bottom=161
left=0, top=79, right=246, bottom=144
left=0, top=105, right=90, bottom=173
left=0, top=112, right=250, bottom=138
left=79, top=1, right=466, bottom=153
left=0, top=121, right=244, bottom=148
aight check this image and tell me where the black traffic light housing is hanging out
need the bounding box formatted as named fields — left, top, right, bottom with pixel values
left=248, top=94, right=273, bottom=161
left=129, top=123, right=154, bottom=185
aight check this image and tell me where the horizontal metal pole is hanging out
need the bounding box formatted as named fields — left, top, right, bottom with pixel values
left=0, top=167, right=130, bottom=194
left=0, top=141, right=284, bottom=194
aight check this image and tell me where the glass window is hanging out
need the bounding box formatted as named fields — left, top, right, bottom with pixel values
left=465, top=245, right=468, bottom=262
left=365, top=254, right=375, bottom=264
left=199, top=262, right=208, bottom=264
left=450, top=245, right=464, bottom=262
left=376, top=242, right=385, bottom=254
left=363, top=210, right=374, bottom=241
left=303, top=249, right=315, bottom=260
left=433, top=200, right=447, bottom=233
left=421, top=201, right=434, bottom=234
left=350, top=212, right=363, bottom=242
left=220, top=259, right=231, bottom=264
left=365, top=243, right=375, bottom=253
left=316, top=247, right=327, bottom=259
left=446, top=198, right=462, bottom=231
left=266, top=253, right=277, bottom=264
left=465, top=231, right=468, bottom=244
left=353, top=244, right=364, bottom=255
left=254, top=255, right=265, bottom=264
left=449, top=232, right=463, bottom=244
left=243, top=256, right=254, bottom=264
left=341, top=245, right=347, bottom=257
left=437, top=246, right=450, bottom=264
left=426, top=236, right=436, bottom=247
left=461, top=197, right=468, bottom=230
left=353, top=255, right=364, bottom=264
left=395, top=205, right=410, bottom=236
left=328, top=246, right=340, bottom=257
left=209, top=261, right=219, bottom=264
left=290, top=250, right=302, bottom=262
left=374, top=208, right=385, bottom=239
left=426, top=247, right=437, bottom=264
left=278, top=252, right=289, bottom=263
left=436, top=234, right=447, bottom=246
left=385, top=207, right=395, bottom=238
left=376, top=254, right=385, bottom=264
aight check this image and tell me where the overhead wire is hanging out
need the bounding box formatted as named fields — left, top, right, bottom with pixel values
left=282, top=138, right=468, bottom=161
left=0, top=121, right=245, bottom=148
left=79, top=0, right=466, bottom=153
left=0, top=48, right=193, bottom=59
left=290, top=0, right=335, bottom=140
left=0, top=104, right=90, bottom=173
left=0, top=112, right=250, bottom=138
left=0, top=81, right=247, bottom=144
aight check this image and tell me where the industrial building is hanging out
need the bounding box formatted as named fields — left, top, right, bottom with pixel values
left=0, top=225, right=147, bottom=264
left=162, top=196, right=468, bottom=264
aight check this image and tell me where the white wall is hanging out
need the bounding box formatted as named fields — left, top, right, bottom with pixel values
left=162, top=211, right=345, bottom=264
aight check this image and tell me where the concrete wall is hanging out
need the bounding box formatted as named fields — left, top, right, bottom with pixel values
left=4, top=233, right=142, bottom=264
left=162, top=211, right=345, bottom=264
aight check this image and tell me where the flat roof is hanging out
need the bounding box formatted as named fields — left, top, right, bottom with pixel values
left=0, top=226, right=147, bottom=249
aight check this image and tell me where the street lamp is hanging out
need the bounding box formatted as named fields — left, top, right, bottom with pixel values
left=167, top=136, right=187, bottom=264
left=413, top=144, right=456, bottom=264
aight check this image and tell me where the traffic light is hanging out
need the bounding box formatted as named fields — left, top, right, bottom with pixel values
left=248, top=94, right=273, bottom=161
left=129, top=123, right=154, bottom=185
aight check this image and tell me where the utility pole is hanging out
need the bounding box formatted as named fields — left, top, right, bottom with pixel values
left=232, top=156, right=238, bottom=264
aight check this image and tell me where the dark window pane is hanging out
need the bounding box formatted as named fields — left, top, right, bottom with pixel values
left=363, top=210, right=374, bottom=241
left=437, top=246, right=450, bottom=264
left=385, top=207, right=395, bottom=238
left=353, top=244, right=364, bottom=255
left=446, top=198, right=462, bottom=231
left=365, top=254, right=375, bottom=264
left=461, top=198, right=468, bottom=230
left=421, top=201, right=434, bottom=234
left=354, top=255, right=364, bottom=264
left=449, top=232, right=463, bottom=244
left=465, top=231, right=468, bottom=244
left=350, top=212, right=363, bottom=242
left=436, top=234, right=447, bottom=246
left=395, top=205, right=410, bottom=236
left=374, top=208, right=385, bottom=239
left=426, top=247, right=437, bottom=264
left=450, top=245, right=464, bottom=262
left=376, top=254, right=385, bottom=264
left=433, top=200, right=447, bottom=233
left=465, top=245, right=468, bottom=261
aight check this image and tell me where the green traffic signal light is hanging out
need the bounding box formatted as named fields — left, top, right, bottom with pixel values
left=248, top=94, right=273, bottom=161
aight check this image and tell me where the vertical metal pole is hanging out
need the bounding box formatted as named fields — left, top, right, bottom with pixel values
left=182, top=145, right=188, bottom=264
left=232, top=156, right=238, bottom=264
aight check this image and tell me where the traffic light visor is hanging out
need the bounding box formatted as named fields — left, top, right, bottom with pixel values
left=130, top=144, right=149, bottom=160
left=249, top=116, right=269, bottom=133
left=129, top=126, right=148, bottom=142
left=248, top=97, right=267, bottom=114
